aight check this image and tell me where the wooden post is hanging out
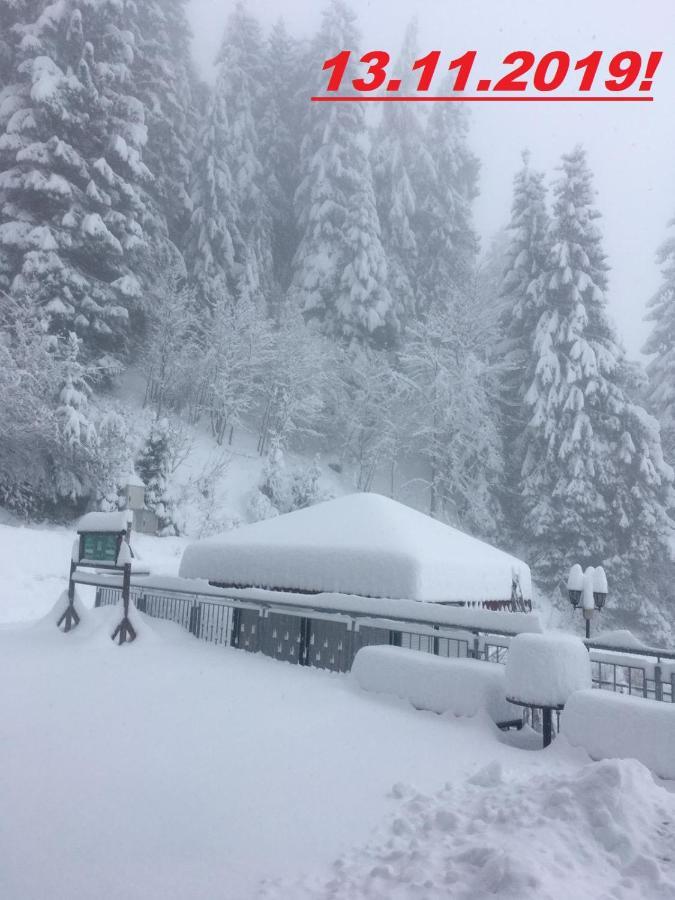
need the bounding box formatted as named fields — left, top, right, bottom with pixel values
left=112, top=542, right=136, bottom=645
left=57, top=540, right=81, bottom=633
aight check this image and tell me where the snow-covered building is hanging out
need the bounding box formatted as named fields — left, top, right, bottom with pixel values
left=121, top=474, right=158, bottom=536
left=179, top=493, right=532, bottom=606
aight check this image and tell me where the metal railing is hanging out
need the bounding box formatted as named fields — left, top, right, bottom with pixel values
left=92, top=581, right=674, bottom=704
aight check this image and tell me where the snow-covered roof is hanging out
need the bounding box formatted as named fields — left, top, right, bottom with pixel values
left=179, top=493, right=532, bottom=604
left=77, top=511, right=131, bottom=533
left=123, top=472, right=146, bottom=488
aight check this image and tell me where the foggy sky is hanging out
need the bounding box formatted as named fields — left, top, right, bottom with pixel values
left=188, top=0, right=675, bottom=359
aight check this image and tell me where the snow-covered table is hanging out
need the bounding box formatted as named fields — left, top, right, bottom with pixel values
left=505, top=633, right=592, bottom=747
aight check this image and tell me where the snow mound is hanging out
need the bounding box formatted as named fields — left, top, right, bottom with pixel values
left=352, top=645, right=520, bottom=725
left=562, top=689, right=675, bottom=780
left=179, top=493, right=532, bottom=603
left=505, top=632, right=591, bottom=707
left=48, top=588, right=86, bottom=627
left=261, top=758, right=675, bottom=899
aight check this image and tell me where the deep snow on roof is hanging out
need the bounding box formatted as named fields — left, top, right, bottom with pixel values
left=77, top=510, right=131, bottom=533
left=179, top=493, right=532, bottom=603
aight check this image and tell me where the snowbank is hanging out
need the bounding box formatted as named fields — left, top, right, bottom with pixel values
left=352, top=645, right=520, bottom=724
left=179, top=493, right=532, bottom=603
left=262, top=757, right=675, bottom=899
left=505, top=632, right=591, bottom=707
left=562, top=689, right=675, bottom=780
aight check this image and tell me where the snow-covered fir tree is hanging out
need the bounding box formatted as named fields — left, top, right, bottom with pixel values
left=415, top=102, right=479, bottom=319
left=52, top=330, right=99, bottom=506
left=184, top=52, right=242, bottom=312
left=0, top=0, right=170, bottom=361
left=371, top=20, right=430, bottom=331
left=497, top=151, right=550, bottom=531
left=0, top=286, right=58, bottom=514
left=131, top=0, right=197, bottom=244
left=644, top=214, right=675, bottom=462
left=291, top=0, right=397, bottom=347
left=214, top=2, right=271, bottom=309
left=136, top=418, right=178, bottom=535
left=258, top=18, right=303, bottom=307
left=520, top=146, right=673, bottom=614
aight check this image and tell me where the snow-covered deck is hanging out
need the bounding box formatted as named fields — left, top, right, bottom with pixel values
left=179, top=493, right=532, bottom=604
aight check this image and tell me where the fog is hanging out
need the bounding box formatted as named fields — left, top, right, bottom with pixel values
left=189, top=0, right=675, bottom=358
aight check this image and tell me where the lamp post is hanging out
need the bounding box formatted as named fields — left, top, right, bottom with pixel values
left=567, top=564, right=608, bottom=639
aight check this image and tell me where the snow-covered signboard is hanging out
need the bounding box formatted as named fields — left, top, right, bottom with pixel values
left=179, top=493, right=532, bottom=605
left=76, top=511, right=130, bottom=568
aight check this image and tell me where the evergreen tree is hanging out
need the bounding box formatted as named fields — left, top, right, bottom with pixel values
left=416, top=102, right=479, bottom=319
left=371, top=20, right=430, bottom=330
left=52, top=330, right=99, bottom=505
left=131, top=0, right=197, bottom=244
left=520, top=146, right=673, bottom=606
left=258, top=19, right=303, bottom=306
left=0, top=0, right=171, bottom=361
left=215, top=2, right=271, bottom=308
left=497, top=152, right=550, bottom=530
left=644, top=214, right=675, bottom=462
left=136, top=418, right=178, bottom=535
left=291, top=0, right=396, bottom=346
left=184, top=55, right=242, bottom=312
left=0, top=286, right=57, bottom=514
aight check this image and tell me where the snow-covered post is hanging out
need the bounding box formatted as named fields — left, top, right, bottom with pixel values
left=581, top=567, right=595, bottom=640
left=111, top=541, right=136, bottom=645
left=57, top=538, right=83, bottom=633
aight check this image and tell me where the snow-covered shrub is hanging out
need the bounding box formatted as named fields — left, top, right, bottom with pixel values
left=248, top=440, right=329, bottom=522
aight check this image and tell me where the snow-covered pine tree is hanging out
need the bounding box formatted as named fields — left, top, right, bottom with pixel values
left=0, top=0, right=25, bottom=88
left=371, top=20, right=430, bottom=332
left=214, top=2, right=271, bottom=309
left=0, top=286, right=58, bottom=514
left=136, top=418, right=178, bottom=535
left=291, top=0, right=397, bottom=347
left=644, top=214, right=675, bottom=462
left=184, top=52, right=242, bottom=312
left=131, top=0, right=197, bottom=244
left=52, top=330, right=99, bottom=507
left=258, top=18, right=303, bottom=308
left=0, top=1, right=170, bottom=362
left=497, top=151, right=550, bottom=530
left=415, top=102, right=479, bottom=319
left=520, top=146, right=673, bottom=609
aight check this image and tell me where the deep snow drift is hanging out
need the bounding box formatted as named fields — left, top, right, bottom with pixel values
left=262, top=757, right=675, bottom=899
left=1, top=522, right=674, bottom=899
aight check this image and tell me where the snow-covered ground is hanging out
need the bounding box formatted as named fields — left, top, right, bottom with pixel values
left=1, top=522, right=674, bottom=899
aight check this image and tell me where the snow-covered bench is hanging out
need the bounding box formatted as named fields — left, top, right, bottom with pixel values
left=561, top=689, right=675, bottom=780
left=351, top=645, right=521, bottom=727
